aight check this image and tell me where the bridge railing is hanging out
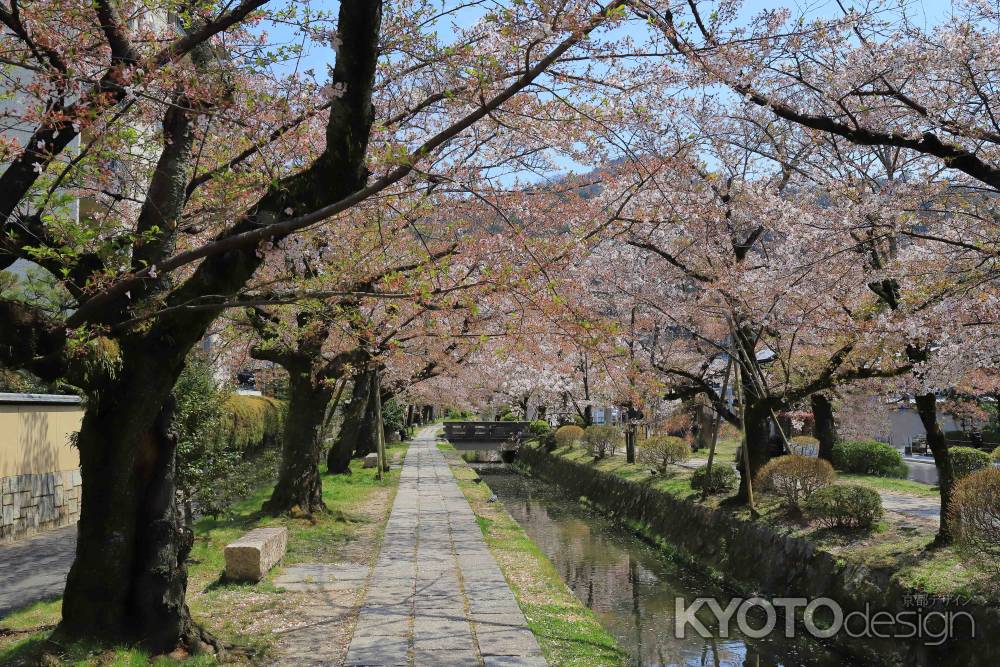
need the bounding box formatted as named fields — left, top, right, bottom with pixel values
left=443, top=421, right=531, bottom=447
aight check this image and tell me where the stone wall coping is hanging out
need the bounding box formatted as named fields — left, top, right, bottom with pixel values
left=0, top=392, right=83, bottom=405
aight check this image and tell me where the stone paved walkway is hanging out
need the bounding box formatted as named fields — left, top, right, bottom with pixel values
left=0, top=524, right=76, bottom=619
left=344, top=426, right=545, bottom=667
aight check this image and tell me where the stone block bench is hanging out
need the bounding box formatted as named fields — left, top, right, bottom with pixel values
left=224, top=527, right=288, bottom=582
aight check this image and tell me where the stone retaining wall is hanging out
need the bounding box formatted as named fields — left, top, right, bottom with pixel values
left=519, top=445, right=1000, bottom=667
left=1, top=469, right=81, bottom=541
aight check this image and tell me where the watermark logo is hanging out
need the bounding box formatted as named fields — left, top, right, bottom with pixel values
left=674, top=596, right=974, bottom=646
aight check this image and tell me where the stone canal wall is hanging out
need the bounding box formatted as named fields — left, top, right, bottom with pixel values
left=1, top=469, right=82, bottom=540
left=519, top=445, right=1000, bottom=667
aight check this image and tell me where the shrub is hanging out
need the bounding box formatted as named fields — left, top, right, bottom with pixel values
left=382, top=398, right=406, bottom=442
left=554, top=424, right=585, bottom=448
left=788, top=435, right=819, bottom=456
left=804, top=485, right=883, bottom=529
left=501, top=412, right=520, bottom=421
left=831, top=440, right=906, bottom=478
left=756, top=455, right=836, bottom=508
left=949, top=468, right=1000, bottom=565
left=175, top=356, right=285, bottom=519
left=529, top=419, right=551, bottom=436
left=690, top=464, right=738, bottom=494
left=584, top=424, right=623, bottom=459
left=992, top=445, right=1000, bottom=464
left=638, top=435, right=690, bottom=473
left=949, top=446, right=991, bottom=479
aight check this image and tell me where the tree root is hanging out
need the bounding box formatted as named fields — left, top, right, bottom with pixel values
left=181, top=621, right=256, bottom=661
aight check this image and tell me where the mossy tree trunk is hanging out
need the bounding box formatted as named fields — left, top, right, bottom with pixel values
left=250, top=311, right=366, bottom=515
left=915, top=392, right=956, bottom=545
left=354, top=371, right=380, bottom=458
left=59, top=343, right=208, bottom=653
left=736, top=405, right=770, bottom=503
left=261, top=366, right=334, bottom=515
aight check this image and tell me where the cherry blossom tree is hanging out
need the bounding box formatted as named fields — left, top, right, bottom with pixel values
left=0, top=0, right=642, bottom=651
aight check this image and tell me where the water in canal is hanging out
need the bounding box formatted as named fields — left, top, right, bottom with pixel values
left=478, top=467, right=857, bottom=667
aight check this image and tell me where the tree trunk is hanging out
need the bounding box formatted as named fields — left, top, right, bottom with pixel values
left=262, top=370, right=332, bottom=515
left=915, top=392, right=956, bottom=545
left=328, top=372, right=371, bottom=473
left=737, top=406, right=770, bottom=503
left=811, top=393, right=838, bottom=462
left=354, top=372, right=380, bottom=458
left=625, top=423, right=636, bottom=463
left=55, top=0, right=384, bottom=650
left=694, top=397, right=714, bottom=451
left=58, top=359, right=194, bottom=653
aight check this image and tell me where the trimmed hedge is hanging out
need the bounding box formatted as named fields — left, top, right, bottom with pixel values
left=220, top=394, right=287, bottom=452
left=831, top=440, right=907, bottom=478
left=690, top=463, right=738, bottom=494
left=757, top=455, right=836, bottom=508
left=949, top=446, right=991, bottom=479
left=805, top=484, right=883, bottom=529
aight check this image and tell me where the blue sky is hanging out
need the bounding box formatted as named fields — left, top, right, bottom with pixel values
left=258, top=0, right=960, bottom=182
left=263, top=0, right=959, bottom=76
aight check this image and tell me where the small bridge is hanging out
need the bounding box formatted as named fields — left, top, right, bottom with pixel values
left=442, top=421, right=531, bottom=450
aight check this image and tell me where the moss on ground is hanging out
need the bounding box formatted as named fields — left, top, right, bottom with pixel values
left=0, top=442, right=409, bottom=666
left=442, top=448, right=627, bottom=666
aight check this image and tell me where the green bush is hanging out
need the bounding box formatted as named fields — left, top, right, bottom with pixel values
left=583, top=424, right=623, bottom=459
left=382, top=398, right=406, bottom=442
left=690, top=464, right=738, bottom=494
left=804, top=484, right=883, bottom=529
left=175, top=357, right=286, bottom=519
left=555, top=424, right=585, bottom=448
left=757, top=455, right=836, bottom=508
left=949, top=446, right=991, bottom=479
left=638, top=435, right=690, bottom=473
left=992, top=446, right=1000, bottom=464
left=501, top=412, right=520, bottom=421
left=220, top=393, right=287, bottom=452
left=529, top=419, right=551, bottom=435
left=831, top=440, right=906, bottom=478
left=445, top=407, right=472, bottom=420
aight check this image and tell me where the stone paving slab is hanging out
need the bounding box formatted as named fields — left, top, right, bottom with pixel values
left=344, top=426, right=546, bottom=666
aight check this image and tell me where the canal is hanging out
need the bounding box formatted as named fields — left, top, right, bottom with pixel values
left=478, top=466, right=856, bottom=667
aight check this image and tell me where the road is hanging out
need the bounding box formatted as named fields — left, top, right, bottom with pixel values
left=0, top=525, right=76, bottom=619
